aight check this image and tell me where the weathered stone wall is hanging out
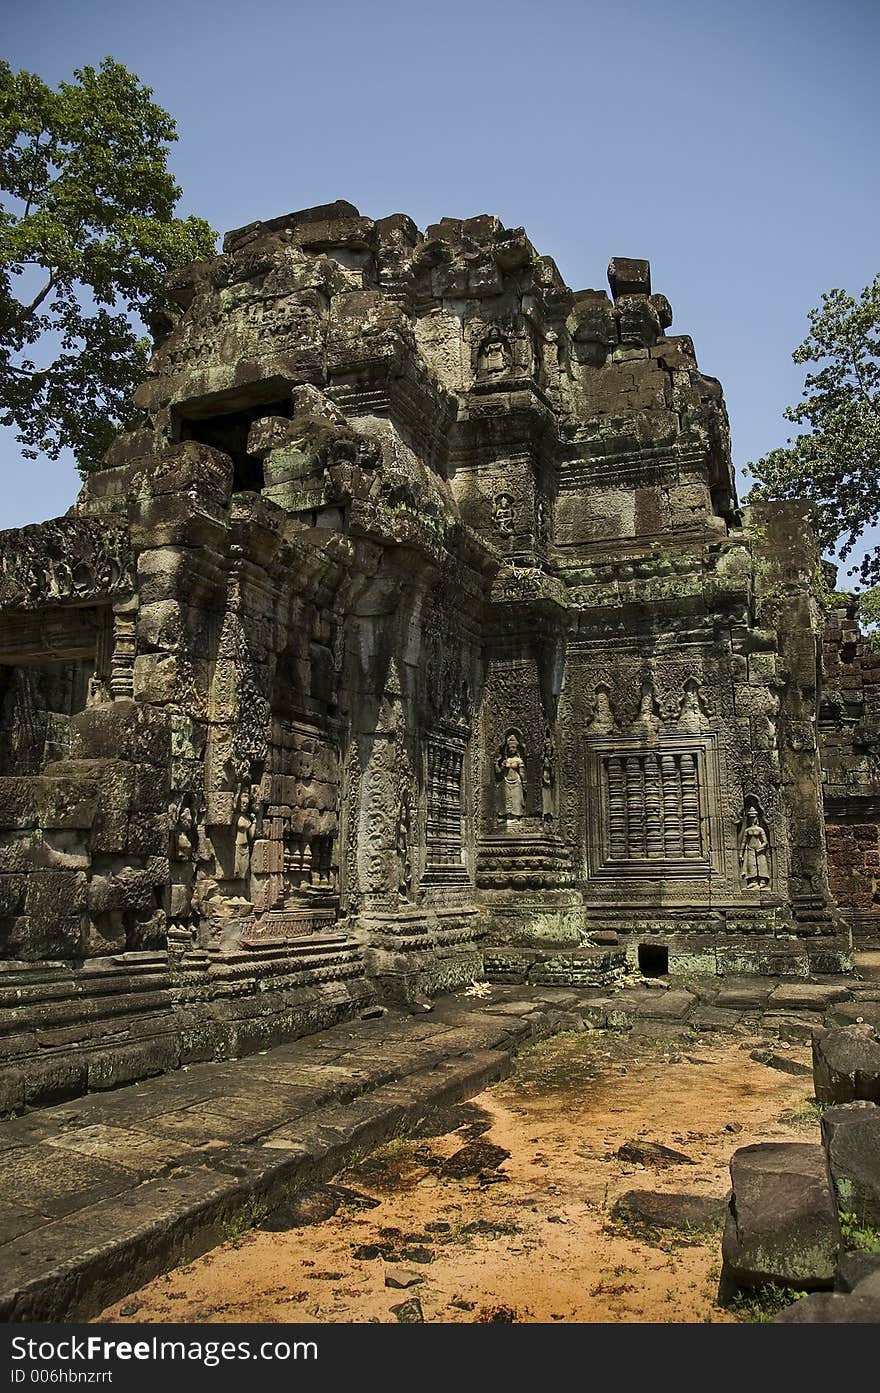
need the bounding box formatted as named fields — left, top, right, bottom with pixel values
left=820, top=600, right=880, bottom=941
left=0, top=199, right=855, bottom=1107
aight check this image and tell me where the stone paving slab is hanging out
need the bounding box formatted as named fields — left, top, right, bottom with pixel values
left=0, top=989, right=580, bottom=1322
left=0, top=972, right=877, bottom=1323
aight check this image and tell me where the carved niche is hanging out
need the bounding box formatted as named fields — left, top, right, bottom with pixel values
left=475, top=331, right=513, bottom=381
left=420, top=594, right=471, bottom=887
left=495, top=729, right=528, bottom=822
left=541, top=723, right=556, bottom=821
left=738, top=796, right=772, bottom=889
left=250, top=718, right=341, bottom=924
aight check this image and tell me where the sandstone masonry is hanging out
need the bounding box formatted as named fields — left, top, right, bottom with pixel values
left=0, top=200, right=871, bottom=1108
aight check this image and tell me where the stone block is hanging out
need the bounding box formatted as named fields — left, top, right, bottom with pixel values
left=812, top=1025, right=880, bottom=1104
left=608, top=257, right=651, bottom=299
left=25, top=870, right=87, bottom=919
left=821, top=1103, right=880, bottom=1224
left=835, top=1250, right=880, bottom=1292
left=829, top=1000, right=880, bottom=1032
left=721, top=1143, right=840, bottom=1293
left=769, top=982, right=850, bottom=1011
left=0, top=875, right=26, bottom=916
left=0, top=834, right=32, bottom=873
left=772, top=1290, right=880, bottom=1322
left=133, top=653, right=181, bottom=705
left=70, top=701, right=170, bottom=768
left=611, top=1190, right=725, bottom=1235
left=0, top=779, right=98, bottom=833
left=126, top=815, right=168, bottom=858
left=19, top=915, right=87, bottom=961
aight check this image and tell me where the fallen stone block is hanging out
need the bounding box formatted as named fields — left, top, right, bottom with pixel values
left=828, top=1001, right=880, bottom=1032
left=772, top=1290, right=880, bottom=1322
left=616, top=1140, right=695, bottom=1168
left=611, top=1190, right=726, bottom=1237
left=260, top=1187, right=341, bottom=1230
left=853, top=1268, right=880, bottom=1297
left=748, top=1048, right=812, bottom=1077
left=720, top=1143, right=840, bottom=1295
left=835, top=1249, right=880, bottom=1293
left=769, top=983, right=851, bottom=1011
left=812, top=1024, right=880, bottom=1104
left=821, top=1102, right=880, bottom=1226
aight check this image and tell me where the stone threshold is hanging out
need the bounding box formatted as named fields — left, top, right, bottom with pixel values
left=1, top=973, right=879, bottom=1323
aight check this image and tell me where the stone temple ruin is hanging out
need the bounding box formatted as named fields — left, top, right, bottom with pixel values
left=1, top=199, right=876, bottom=1109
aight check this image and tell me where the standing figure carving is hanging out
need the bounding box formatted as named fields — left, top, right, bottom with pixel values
left=739, top=802, right=771, bottom=887
left=676, top=678, right=711, bottom=733
left=541, top=724, right=556, bottom=820
left=233, top=785, right=256, bottom=883
left=395, top=793, right=413, bottom=901
left=495, top=731, right=527, bottom=820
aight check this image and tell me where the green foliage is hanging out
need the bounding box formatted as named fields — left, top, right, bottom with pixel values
left=0, top=57, right=216, bottom=474
left=728, top=1282, right=804, bottom=1323
left=745, top=275, right=880, bottom=586
left=222, top=1194, right=269, bottom=1242
left=839, top=1211, right=880, bottom=1253
left=857, top=586, right=880, bottom=629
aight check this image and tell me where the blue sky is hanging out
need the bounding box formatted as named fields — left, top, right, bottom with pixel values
left=3, top=0, right=879, bottom=579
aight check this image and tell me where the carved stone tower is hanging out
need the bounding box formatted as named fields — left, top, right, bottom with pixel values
left=0, top=202, right=852, bottom=1108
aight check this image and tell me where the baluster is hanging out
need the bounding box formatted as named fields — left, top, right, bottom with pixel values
left=626, top=755, right=647, bottom=857
left=661, top=753, right=682, bottom=857
left=680, top=752, right=701, bottom=856
left=607, top=757, right=626, bottom=858
left=644, top=751, right=663, bottom=857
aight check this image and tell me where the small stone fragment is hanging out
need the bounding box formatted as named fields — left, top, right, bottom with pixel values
left=385, top=1266, right=425, bottom=1289
left=441, top=1141, right=510, bottom=1178
left=390, top=1298, right=424, bottom=1323
left=748, top=1049, right=812, bottom=1077
left=616, top=1140, right=695, bottom=1167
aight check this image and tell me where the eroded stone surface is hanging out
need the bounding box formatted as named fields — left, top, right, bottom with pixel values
left=0, top=201, right=870, bottom=1105
left=720, top=1142, right=840, bottom=1292
left=821, top=1102, right=880, bottom=1224
left=812, top=1024, right=880, bottom=1104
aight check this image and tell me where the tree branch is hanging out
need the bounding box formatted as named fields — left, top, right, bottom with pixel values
left=19, top=272, right=58, bottom=320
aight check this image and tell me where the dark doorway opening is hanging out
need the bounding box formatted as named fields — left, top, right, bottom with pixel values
left=178, top=400, right=291, bottom=493
left=638, top=942, right=669, bottom=977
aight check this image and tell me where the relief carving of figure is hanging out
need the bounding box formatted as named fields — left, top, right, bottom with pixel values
left=586, top=682, right=617, bottom=735
left=541, top=724, right=556, bottom=820
left=677, top=677, right=711, bottom=733
left=492, top=493, right=515, bottom=538
left=168, top=795, right=199, bottom=939
left=170, top=797, right=198, bottom=862
left=86, top=672, right=111, bottom=707
left=630, top=674, right=661, bottom=738
left=739, top=802, right=771, bottom=888
left=395, top=793, right=413, bottom=900
left=476, top=331, right=512, bottom=380
left=495, top=731, right=527, bottom=820
left=536, top=498, right=549, bottom=548
left=233, top=785, right=256, bottom=882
